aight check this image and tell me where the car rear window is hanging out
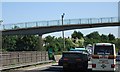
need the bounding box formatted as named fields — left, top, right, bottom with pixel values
left=94, top=45, right=114, bottom=55
left=71, top=50, right=87, bottom=52
left=63, top=53, right=87, bottom=59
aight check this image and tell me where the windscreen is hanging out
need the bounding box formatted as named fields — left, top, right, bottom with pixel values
left=94, top=45, right=114, bottom=55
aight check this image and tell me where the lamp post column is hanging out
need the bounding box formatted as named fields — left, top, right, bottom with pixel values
left=61, top=13, right=65, bottom=51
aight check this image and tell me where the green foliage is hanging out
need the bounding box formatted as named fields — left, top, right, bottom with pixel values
left=65, top=38, right=75, bottom=50
left=71, top=31, right=77, bottom=39
left=108, top=33, right=115, bottom=41
left=2, top=35, right=17, bottom=51
left=71, top=31, right=84, bottom=47
left=2, top=35, right=39, bottom=51
left=100, top=34, right=109, bottom=42
left=77, top=31, right=84, bottom=39
left=85, top=32, right=116, bottom=44
left=71, top=31, right=83, bottom=39
left=86, top=31, right=101, bottom=40
left=13, top=26, right=19, bottom=29
left=2, top=30, right=119, bottom=54
left=113, top=38, right=120, bottom=51
left=44, top=36, right=75, bottom=52
left=15, top=35, right=39, bottom=51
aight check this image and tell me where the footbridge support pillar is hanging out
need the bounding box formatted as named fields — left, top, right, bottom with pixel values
left=38, top=34, right=44, bottom=51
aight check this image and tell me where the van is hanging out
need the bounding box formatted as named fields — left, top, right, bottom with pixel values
left=92, top=43, right=116, bottom=72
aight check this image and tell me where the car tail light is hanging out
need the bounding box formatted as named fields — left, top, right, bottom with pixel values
left=108, top=55, right=116, bottom=59
left=76, top=58, right=81, bottom=61
left=63, top=58, right=68, bottom=61
left=92, top=55, right=99, bottom=59
left=111, top=64, right=115, bottom=68
left=92, top=64, right=96, bottom=68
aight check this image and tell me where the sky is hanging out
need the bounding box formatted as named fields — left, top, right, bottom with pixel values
left=0, top=2, right=2, bottom=20
left=1, top=1, right=119, bottom=38
left=1, top=0, right=119, bottom=2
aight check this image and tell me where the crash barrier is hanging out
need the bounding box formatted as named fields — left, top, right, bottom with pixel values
left=0, top=51, right=50, bottom=70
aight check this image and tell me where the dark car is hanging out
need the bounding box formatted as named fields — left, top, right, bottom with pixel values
left=116, top=55, right=120, bottom=61
left=62, top=51, right=88, bottom=72
left=70, top=47, right=91, bottom=61
left=117, top=51, right=120, bottom=61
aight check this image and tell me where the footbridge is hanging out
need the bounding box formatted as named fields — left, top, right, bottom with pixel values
left=1, top=17, right=120, bottom=35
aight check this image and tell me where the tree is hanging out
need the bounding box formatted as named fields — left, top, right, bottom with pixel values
left=108, top=33, right=115, bottom=41
left=71, top=31, right=83, bottom=39
left=13, top=26, right=19, bottom=29
left=2, top=35, right=17, bottom=51
left=101, top=34, right=109, bottom=42
left=2, top=35, right=39, bottom=51
left=2, top=30, right=118, bottom=53
left=77, top=31, right=84, bottom=39
left=44, top=35, right=57, bottom=51
left=86, top=31, right=100, bottom=40
left=56, top=37, right=64, bottom=51
left=115, top=38, right=120, bottom=50
left=85, top=31, right=101, bottom=46
left=65, top=38, right=75, bottom=50
left=71, top=31, right=78, bottom=39
left=15, top=35, right=39, bottom=51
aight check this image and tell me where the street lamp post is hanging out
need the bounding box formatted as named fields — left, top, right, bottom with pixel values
left=61, top=13, right=65, bottom=51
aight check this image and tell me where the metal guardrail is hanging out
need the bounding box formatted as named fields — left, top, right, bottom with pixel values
left=1, top=17, right=118, bottom=30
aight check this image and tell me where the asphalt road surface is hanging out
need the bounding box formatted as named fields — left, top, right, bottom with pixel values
left=5, top=62, right=119, bottom=72
left=20, top=64, right=119, bottom=72
left=8, top=63, right=92, bottom=72
left=22, top=64, right=92, bottom=72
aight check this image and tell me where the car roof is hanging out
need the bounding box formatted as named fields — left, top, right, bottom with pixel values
left=95, top=43, right=113, bottom=46
left=63, top=51, right=88, bottom=54
left=70, top=47, right=86, bottom=51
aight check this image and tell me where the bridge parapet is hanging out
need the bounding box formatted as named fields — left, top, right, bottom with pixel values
left=1, top=17, right=118, bottom=30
